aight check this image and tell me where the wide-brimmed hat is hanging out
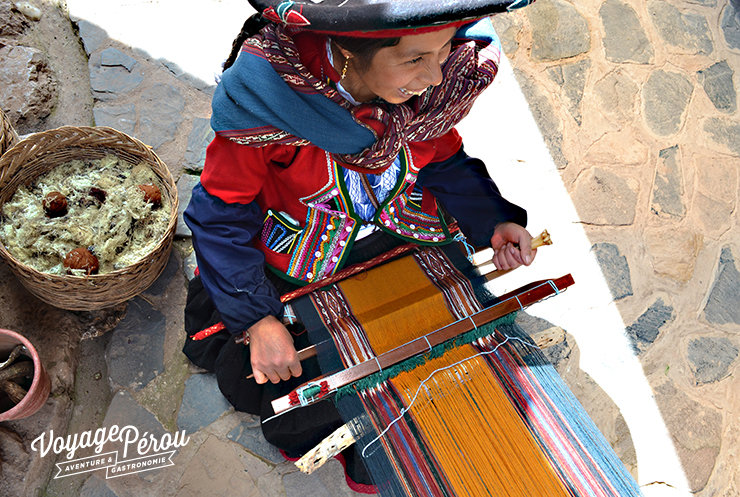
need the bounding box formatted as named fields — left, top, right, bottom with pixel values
left=249, top=0, right=532, bottom=36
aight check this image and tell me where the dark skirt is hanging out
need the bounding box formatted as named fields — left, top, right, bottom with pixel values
left=182, top=230, right=406, bottom=481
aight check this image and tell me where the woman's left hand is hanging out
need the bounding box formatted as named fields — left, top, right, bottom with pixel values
left=490, top=222, right=536, bottom=271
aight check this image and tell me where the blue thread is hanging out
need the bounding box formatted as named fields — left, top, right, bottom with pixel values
left=547, top=279, right=561, bottom=295
left=453, top=233, right=476, bottom=262
left=515, top=295, right=523, bottom=309
left=283, top=305, right=296, bottom=325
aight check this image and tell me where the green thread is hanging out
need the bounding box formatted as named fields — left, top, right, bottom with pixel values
left=335, top=312, right=517, bottom=399
left=300, top=384, right=323, bottom=400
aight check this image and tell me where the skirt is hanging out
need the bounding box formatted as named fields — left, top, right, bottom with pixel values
left=182, top=230, right=407, bottom=483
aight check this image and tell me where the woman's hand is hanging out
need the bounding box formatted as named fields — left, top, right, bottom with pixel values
left=248, top=315, right=303, bottom=384
left=490, top=222, right=536, bottom=271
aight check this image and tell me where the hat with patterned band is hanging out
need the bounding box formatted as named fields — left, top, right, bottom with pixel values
left=249, top=0, right=534, bottom=36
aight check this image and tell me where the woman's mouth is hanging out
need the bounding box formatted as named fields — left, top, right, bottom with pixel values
left=399, top=87, right=428, bottom=97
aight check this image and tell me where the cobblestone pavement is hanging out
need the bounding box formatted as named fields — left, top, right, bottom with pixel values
left=0, top=0, right=737, bottom=496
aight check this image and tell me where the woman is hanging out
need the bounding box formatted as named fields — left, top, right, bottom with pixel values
left=183, top=0, right=535, bottom=488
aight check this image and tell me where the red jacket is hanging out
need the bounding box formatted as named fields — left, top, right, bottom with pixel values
left=200, top=129, right=464, bottom=284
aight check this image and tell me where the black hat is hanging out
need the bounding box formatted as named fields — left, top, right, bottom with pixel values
left=250, top=0, right=532, bottom=36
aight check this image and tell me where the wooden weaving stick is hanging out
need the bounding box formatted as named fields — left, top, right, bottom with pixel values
left=296, top=325, right=566, bottom=474
left=247, top=229, right=554, bottom=377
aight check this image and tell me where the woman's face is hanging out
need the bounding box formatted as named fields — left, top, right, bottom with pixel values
left=343, top=26, right=457, bottom=104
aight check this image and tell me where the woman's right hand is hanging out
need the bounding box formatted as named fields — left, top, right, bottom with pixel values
left=248, top=315, right=303, bottom=384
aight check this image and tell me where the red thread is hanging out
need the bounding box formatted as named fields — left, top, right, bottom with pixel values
left=189, top=322, right=226, bottom=341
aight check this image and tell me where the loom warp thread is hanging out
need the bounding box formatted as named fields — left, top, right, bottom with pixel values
left=360, top=334, right=539, bottom=458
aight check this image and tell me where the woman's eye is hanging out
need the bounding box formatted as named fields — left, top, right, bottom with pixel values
left=407, top=56, right=423, bottom=64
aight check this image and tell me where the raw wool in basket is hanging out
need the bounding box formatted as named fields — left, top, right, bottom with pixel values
left=0, top=155, right=170, bottom=275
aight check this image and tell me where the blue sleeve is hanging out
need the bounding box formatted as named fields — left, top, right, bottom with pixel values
left=417, top=147, right=527, bottom=246
left=184, top=183, right=283, bottom=334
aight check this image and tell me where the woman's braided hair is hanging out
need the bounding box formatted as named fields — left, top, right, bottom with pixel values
left=223, top=14, right=400, bottom=73
left=223, top=14, right=268, bottom=71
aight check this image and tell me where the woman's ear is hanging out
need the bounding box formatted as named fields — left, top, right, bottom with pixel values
left=333, top=41, right=354, bottom=61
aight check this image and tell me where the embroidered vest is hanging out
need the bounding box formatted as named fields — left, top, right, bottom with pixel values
left=256, top=144, right=455, bottom=284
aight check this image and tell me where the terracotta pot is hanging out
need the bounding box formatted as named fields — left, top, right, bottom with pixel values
left=0, top=329, right=51, bottom=421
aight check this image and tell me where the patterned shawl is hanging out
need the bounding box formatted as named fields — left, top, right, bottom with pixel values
left=211, top=18, right=501, bottom=173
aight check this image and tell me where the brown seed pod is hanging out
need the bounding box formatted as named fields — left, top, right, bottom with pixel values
left=42, top=191, right=68, bottom=218
left=63, top=247, right=99, bottom=275
left=89, top=187, right=107, bottom=204
left=137, top=183, right=162, bottom=208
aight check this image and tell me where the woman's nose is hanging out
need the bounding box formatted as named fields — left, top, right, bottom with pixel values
left=423, top=60, right=444, bottom=87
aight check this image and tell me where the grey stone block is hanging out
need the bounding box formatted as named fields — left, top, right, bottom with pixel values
left=704, top=117, right=740, bottom=156
left=547, top=59, right=590, bottom=125
left=176, top=373, right=231, bottom=433
left=93, top=104, right=136, bottom=135
left=704, top=247, right=740, bottom=325
left=654, top=381, right=722, bottom=491
left=648, top=0, right=713, bottom=55
left=104, top=389, right=166, bottom=436
left=643, top=70, right=693, bottom=136
left=571, top=168, right=637, bottom=225
left=183, top=250, right=198, bottom=281
left=651, top=145, right=685, bottom=218
left=178, top=73, right=216, bottom=93
left=100, top=47, right=138, bottom=71
left=176, top=174, right=200, bottom=237
left=0, top=45, right=57, bottom=133
left=688, top=337, right=738, bottom=384
left=600, top=0, right=653, bottom=63
left=76, top=20, right=108, bottom=55
left=592, top=243, right=633, bottom=300
left=626, top=298, right=674, bottom=353
left=162, top=59, right=185, bottom=78
left=283, top=466, right=338, bottom=497
left=227, top=418, right=283, bottom=464
left=136, top=83, right=185, bottom=149
left=184, top=118, right=214, bottom=172
left=698, top=61, right=737, bottom=113
left=143, top=250, right=180, bottom=296
left=490, top=14, right=521, bottom=56
left=100, top=390, right=167, bottom=471
left=721, top=3, right=740, bottom=50
left=89, top=51, right=144, bottom=100
left=106, top=298, right=166, bottom=390
left=513, top=314, right=571, bottom=367
left=0, top=1, right=27, bottom=37
left=527, top=0, right=590, bottom=61
left=79, top=475, right=119, bottom=497
left=594, top=70, right=639, bottom=122
left=514, top=69, right=567, bottom=169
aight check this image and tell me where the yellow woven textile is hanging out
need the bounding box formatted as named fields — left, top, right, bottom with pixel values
left=335, top=252, right=569, bottom=496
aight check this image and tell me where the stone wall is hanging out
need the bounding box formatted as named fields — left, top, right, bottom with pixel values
left=492, top=0, right=739, bottom=494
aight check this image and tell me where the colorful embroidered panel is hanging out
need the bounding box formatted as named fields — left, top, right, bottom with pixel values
left=269, top=147, right=454, bottom=283
left=294, top=244, right=643, bottom=497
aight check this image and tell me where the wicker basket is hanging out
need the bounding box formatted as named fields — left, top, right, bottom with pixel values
left=0, top=109, right=19, bottom=158
left=0, top=126, right=178, bottom=311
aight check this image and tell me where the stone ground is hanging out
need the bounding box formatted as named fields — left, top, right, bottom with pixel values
left=0, top=0, right=738, bottom=496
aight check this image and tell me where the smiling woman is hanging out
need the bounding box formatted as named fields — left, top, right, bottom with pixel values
left=182, top=0, right=537, bottom=491
left=331, top=27, right=455, bottom=104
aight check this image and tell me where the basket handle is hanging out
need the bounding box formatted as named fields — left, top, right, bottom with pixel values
left=0, top=108, right=20, bottom=159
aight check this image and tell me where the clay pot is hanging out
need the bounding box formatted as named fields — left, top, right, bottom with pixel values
left=0, top=329, right=51, bottom=421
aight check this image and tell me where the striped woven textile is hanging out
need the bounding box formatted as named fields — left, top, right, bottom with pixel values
left=293, top=244, right=643, bottom=496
